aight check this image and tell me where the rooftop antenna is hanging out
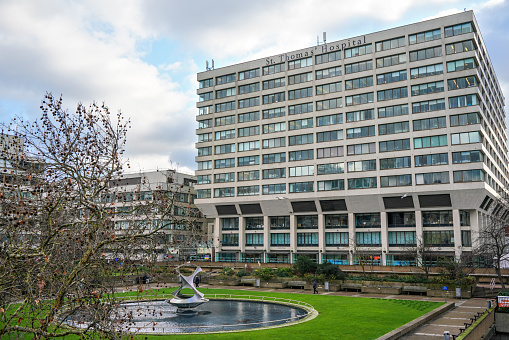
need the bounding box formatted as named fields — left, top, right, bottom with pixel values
left=206, top=59, right=215, bottom=71
left=317, top=32, right=327, bottom=46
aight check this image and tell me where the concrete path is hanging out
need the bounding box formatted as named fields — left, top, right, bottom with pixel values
left=125, top=281, right=446, bottom=302
left=400, top=298, right=491, bottom=340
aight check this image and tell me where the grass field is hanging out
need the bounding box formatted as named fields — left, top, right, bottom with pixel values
left=127, top=288, right=443, bottom=340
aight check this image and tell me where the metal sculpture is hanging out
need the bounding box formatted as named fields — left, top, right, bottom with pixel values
left=167, top=264, right=209, bottom=310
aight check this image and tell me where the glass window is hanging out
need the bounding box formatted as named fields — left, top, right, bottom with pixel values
left=344, top=44, right=373, bottom=58
left=289, top=181, right=314, bottom=193
left=270, top=216, right=290, bottom=229
left=288, top=57, right=312, bottom=70
left=325, top=214, right=348, bottom=228
left=388, top=212, right=415, bottom=227
left=297, top=216, right=318, bottom=229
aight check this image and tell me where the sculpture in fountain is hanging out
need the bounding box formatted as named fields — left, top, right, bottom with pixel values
left=167, top=264, right=209, bottom=311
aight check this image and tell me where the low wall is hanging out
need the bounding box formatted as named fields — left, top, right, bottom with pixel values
left=461, top=310, right=495, bottom=340
left=495, top=312, right=509, bottom=333
left=208, top=279, right=240, bottom=286
left=362, top=286, right=402, bottom=295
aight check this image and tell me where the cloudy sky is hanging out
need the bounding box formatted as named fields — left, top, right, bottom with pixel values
left=0, top=0, right=507, bottom=174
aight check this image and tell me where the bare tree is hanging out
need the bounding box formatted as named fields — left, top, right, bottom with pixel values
left=473, top=194, right=509, bottom=291
left=402, top=237, right=435, bottom=279
left=351, top=238, right=380, bottom=276
left=0, top=94, right=205, bottom=339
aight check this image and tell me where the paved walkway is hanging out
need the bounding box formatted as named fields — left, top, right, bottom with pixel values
left=123, top=281, right=446, bottom=302
left=400, top=298, right=491, bottom=339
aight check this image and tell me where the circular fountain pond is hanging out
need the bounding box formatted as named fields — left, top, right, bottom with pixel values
left=64, top=298, right=312, bottom=334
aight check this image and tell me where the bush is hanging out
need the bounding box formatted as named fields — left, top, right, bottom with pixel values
left=498, top=307, right=509, bottom=313
left=316, top=262, right=346, bottom=280
left=254, top=267, right=276, bottom=281
left=221, top=267, right=234, bottom=276
left=275, top=267, right=294, bottom=277
left=236, top=269, right=251, bottom=277
left=406, top=274, right=428, bottom=283
left=293, top=256, right=317, bottom=276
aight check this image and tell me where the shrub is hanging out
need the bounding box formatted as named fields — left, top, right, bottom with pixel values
left=498, top=307, right=509, bottom=313
left=254, top=267, right=276, bottom=281
left=293, top=256, right=317, bottom=276
left=305, top=273, right=324, bottom=282
left=316, top=262, right=346, bottom=280
left=275, top=267, right=294, bottom=277
left=406, top=274, right=428, bottom=283
left=236, top=269, right=251, bottom=277
left=385, top=274, right=401, bottom=281
left=221, top=267, right=235, bottom=276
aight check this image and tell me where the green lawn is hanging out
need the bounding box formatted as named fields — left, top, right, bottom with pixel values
left=1, top=288, right=442, bottom=340
left=130, top=288, right=442, bottom=340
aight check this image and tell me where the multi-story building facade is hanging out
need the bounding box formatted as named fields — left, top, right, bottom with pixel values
left=109, top=170, right=213, bottom=262
left=195, top=11, right=508, bottom=266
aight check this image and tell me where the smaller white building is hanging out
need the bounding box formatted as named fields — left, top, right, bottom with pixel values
left=108, top=170, right=213, bottom=262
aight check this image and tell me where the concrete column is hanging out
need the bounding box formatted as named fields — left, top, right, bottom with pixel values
left=213, top=217, right=221, bottom=262
left=239, top=216, right=245, bottom=253
left=290, top=214, right=296, bottom=263
left=348, top=212, right=355, bottom=265
left=415, top=210, right=423, bottom=264
left=453, top=209, right=462, bottom=260
left=214, top=217, right=221, bottom=248
left=263, top=215, right=271, bottom=255
left=380, top=211, right=388, bottom=266
left=470, top=210, right=479, bottom=233
left=318, top=212, right=325, bottom=264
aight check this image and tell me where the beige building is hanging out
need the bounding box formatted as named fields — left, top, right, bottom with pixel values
left=194, top=11, right=508, bottom=266
left=109, top=170, right=213, bottom=262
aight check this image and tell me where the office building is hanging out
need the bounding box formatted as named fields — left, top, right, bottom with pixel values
left=109, top=170, right=213, bottom=262
left=195, top=11, right=508, bottom=265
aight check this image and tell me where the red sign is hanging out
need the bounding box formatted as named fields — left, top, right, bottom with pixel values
left=499, top=296, right=509, bottom=307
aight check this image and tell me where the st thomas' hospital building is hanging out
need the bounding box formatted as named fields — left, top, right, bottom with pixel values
left=194, top=11, right=508, bottom=266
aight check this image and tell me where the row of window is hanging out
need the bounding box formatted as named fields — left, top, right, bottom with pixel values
left=205, top=72, right=473, bottom=108
left=200, top=132, right=482, bottom=166
left=198, top=169, right=485, bottom=197
left=222, top=231, right=470, bottom=247
left=220, top=210, right=471, bottom=230
left=206, top=89, right=479, bottom=115
left=201, top=104, right=478, bottom=132
left=200, top=111, right=478, bottom=135
left=197, top=149, right=483, bottom=184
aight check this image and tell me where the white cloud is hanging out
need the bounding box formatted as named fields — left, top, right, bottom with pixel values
left=160, top=61, right=183, bottom=71
left=478, top=0, right=505, bottom=9
left=0, top=0, right=507, bottom=173
left=0, top=0, right=194, bottom=171
left=420, top=9, right=463, bottom=22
